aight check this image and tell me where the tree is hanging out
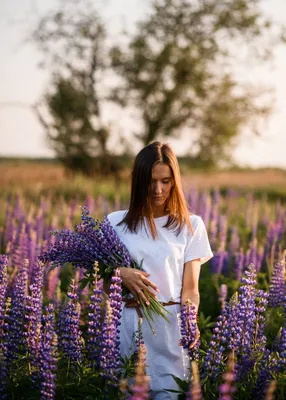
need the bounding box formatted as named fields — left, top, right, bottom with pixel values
left=110, top=0, right=283, bottom=167
left=32, top=0, right=117, bottom=176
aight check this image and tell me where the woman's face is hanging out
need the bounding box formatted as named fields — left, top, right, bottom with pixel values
left=149, top=162, right=173, bottom=214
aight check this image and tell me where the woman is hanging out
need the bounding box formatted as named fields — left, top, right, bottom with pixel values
left=107, top=142, right=213, bottom=399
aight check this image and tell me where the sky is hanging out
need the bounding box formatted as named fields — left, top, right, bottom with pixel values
left=0, top=0, right=286, bottom=168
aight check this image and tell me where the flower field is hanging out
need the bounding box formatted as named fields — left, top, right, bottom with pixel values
left=0, top=186, right=285, bottom=399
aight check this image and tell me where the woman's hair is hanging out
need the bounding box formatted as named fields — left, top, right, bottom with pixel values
left=118, top=141, right=192, bottom=238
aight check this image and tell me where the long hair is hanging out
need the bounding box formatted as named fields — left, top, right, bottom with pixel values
left=119, top=141, right=192, bottom=239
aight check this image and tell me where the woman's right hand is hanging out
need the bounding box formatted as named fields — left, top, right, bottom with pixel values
left=119, top=267, right=159, bottom=305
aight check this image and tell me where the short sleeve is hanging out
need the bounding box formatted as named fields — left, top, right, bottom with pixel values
left=184, top=216, right=213, bottom=265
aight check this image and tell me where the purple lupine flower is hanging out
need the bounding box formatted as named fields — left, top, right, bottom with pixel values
left=228, top=226, right=240, bottom=257
left=108, top=269, right=122, bottom=366
left=0, top=297, right=11, bottom=400
left=0, top=255, right=9, bottom=343
left=222, top=294, right=239, bottom=352
left=129, top=344, right=150, bottom=400
left=202, top=301, right=230, bottom=379
left=219, top=284, right=228, bottom=311
left=210, top=249, right=227, bottom=275
left=213, top=188, right=220, bottom=205
left=4, top=259, right=28, bottom=368
left=180, top=300, right=199, bottom=361
left=186, top=361, right=202, bottom=400
left=268, top=259, right=285, bottom=307
left=24, top=261, right=44, bottom=374
left=252, top=290, right=268, bottom=352
left=57, top=280, right=82, bottom=364
left=277, top=300, right=286, bottom=373
left=98, top=270, right=122, bottom=388
left=27, top=230, right=38, bottom=281
left=235, top=263, right=257, bottom=351
left=209, top=206, right=218, bottom=249
left=39, top=303, right=57, bottom=400
left=99, top=300, right=120, bottom=387
left=252, top=349, right=274, bottom=398
left=218, top=352, right=236, bottom=400
left=135, top=318, right=145, bottom=352
left=233, top=248, right=244, bottom=281
left=87, top=264, right=104, bottom=368
left=12, top=224, right=29, bottom=272
left=232, top=264, right=257, bottom=380
left=277, top=325, right=286, bottom=372
left=39, top=207, right=134, bottom=274
left=219, top=215, right=228, bottom=245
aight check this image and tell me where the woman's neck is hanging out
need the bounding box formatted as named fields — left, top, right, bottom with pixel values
left=152, top=206, right=169, bottom=218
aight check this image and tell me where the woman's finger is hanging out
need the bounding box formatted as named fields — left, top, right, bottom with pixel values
left=136, top=287, right=150, bottom=305
left=142, top=277, right=159, bottom=292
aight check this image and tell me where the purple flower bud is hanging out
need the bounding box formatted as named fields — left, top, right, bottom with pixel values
left=180, top=300, right=199, bottom=361
left=268, top=259, right=285, bottom=308
left=57, top=280, right=82, bottom=365
left=39, top=303, right=57, bottom=400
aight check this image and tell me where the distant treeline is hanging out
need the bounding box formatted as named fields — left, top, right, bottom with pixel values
left=0, top=156, right=285, bottom=174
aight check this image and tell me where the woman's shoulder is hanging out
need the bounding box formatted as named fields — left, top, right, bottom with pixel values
left=107, top=210, right=128, bottom=225
left=189, top=214, right=204, bottom=230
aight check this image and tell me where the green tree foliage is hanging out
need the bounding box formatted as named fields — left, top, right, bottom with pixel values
left=110, top=0, right=283, bottom=167
left=32, top=0, right=117, bottom=176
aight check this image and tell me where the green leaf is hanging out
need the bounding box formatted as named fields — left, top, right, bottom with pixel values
left=169, top=374, right=189, bottom=392
left=79, top=277, right=90, bottom=290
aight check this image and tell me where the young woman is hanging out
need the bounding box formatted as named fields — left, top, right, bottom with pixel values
left=107, top=142, right=213, bottom=399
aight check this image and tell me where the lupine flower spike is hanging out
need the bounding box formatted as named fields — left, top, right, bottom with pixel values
left=268, top=251, right=286, bottom=307
left=39, top=303, right=57, bottom=400
left=99, top=300, right=120, bottom=387
left=186, top=361, right=202, bottom=400
left=180, top=300, right=200, bottom=361
left=0, top=255, right=9, bottom=343
left=87, top=262, right=104, bottom=368
left=129, top=344, right=150, bottom=400
left=218, top=351, right=236, bottom=400
left=57, top=280, right=83, bottom=366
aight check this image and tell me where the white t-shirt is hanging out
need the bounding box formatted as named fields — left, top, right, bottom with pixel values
left=107, top=211, right=213, bottom=303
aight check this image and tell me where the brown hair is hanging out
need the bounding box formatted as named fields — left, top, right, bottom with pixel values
left=119, top=141, right=193, bottom=239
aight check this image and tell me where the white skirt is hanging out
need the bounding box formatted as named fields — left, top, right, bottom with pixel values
left=119, top=303, right=191, bottom=399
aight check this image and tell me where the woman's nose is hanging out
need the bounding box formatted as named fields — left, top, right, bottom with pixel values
left=153, top=182, right=162, bottom=194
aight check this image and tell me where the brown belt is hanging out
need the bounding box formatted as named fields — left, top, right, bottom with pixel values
left=122, top=298, right=180, bottom=319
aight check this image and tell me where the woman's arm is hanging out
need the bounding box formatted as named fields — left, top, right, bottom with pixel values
left=181, top=258, right=201, bottom=312
left=181, top=258, right=201, bottom=346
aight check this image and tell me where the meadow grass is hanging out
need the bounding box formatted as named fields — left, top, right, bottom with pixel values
left=1, top=160, right=286, bottom=202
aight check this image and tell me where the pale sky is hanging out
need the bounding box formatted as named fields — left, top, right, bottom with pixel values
left=0, top=0, right=286, bottom=168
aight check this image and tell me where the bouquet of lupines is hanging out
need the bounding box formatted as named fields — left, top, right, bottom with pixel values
left=39, top=206, right=170, bottom=333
